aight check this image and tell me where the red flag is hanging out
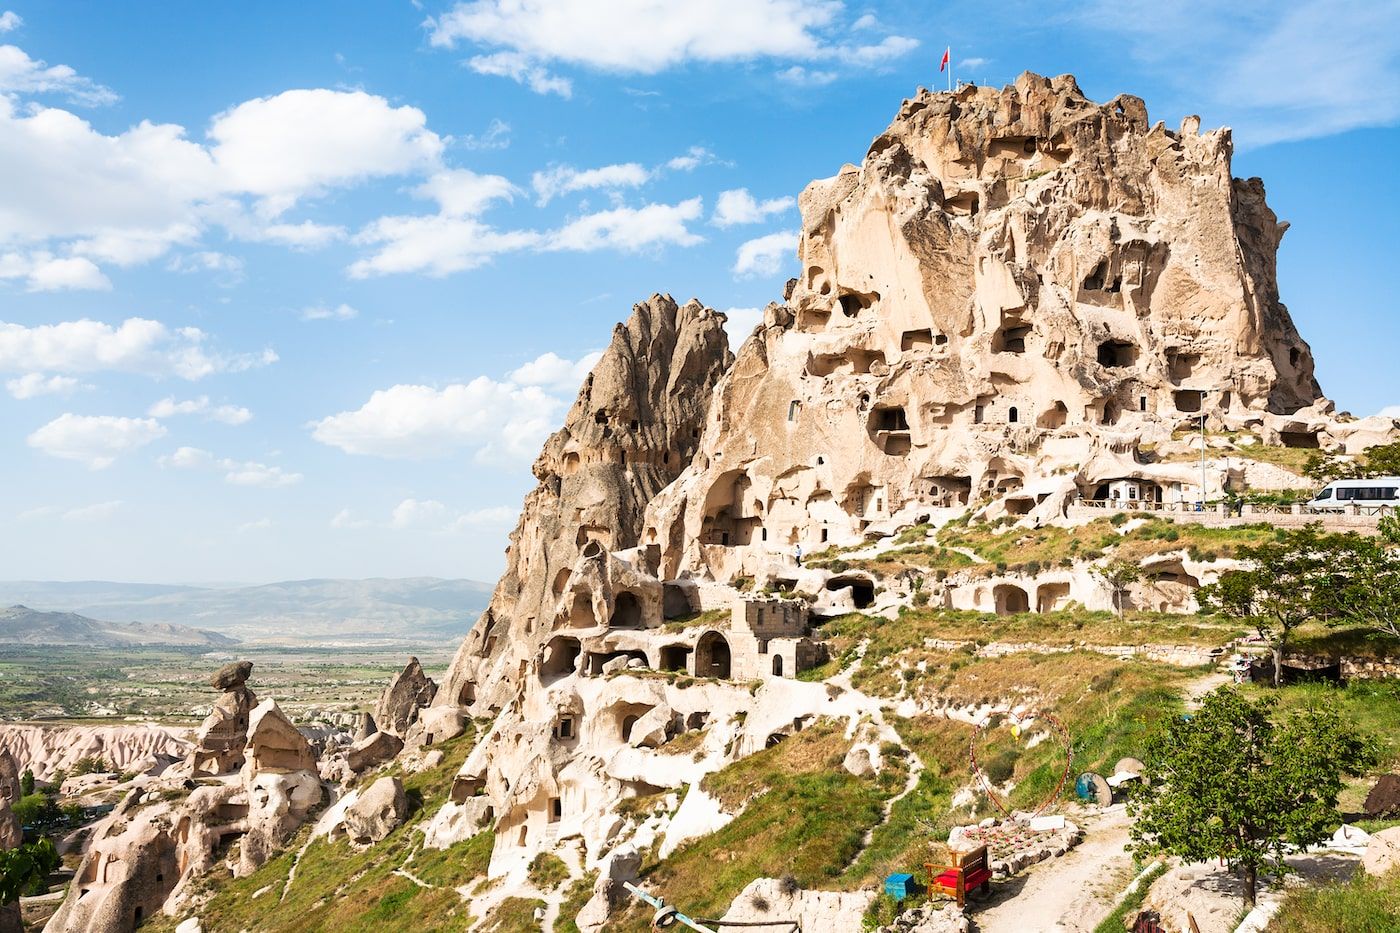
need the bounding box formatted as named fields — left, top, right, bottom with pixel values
left=940, top=48, right=950, bottom=72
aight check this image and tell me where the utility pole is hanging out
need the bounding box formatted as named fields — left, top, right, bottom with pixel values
left=1199, top=388, right=1209, bottom=510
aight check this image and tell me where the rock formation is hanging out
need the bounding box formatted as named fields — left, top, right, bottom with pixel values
left=342, top=776, right=407, bottom=845
left=0, top=726, right=191, bottom=784
left=373, top=656, right=436, bottom=736
left=237, top=701, right=321, bottom=875
left=189, top=661, right=257, bottom=776
left=409, top=74, right=1395, bottom=928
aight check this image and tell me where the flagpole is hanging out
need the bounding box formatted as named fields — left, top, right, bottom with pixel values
left=947, top=47, right=952, bottom=92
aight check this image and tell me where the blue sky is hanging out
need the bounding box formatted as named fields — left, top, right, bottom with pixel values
left=1, top=1, right=1397, bottom=584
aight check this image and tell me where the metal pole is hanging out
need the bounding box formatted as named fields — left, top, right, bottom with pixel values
left=621, top=882, right=720, bottom=933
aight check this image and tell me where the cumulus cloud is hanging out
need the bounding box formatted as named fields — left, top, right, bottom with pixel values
left=27, top=414, right=166, bottom=469
left=428, top=1, right=917, bottom=93
left=733, top=229, right=797, bottom=277
left=310, top=379, right=561, bottom=461
left=300, top=303, right=359, bottom=322
left=532, top=162, right=651, bottom=205
left=0, top=12, right=21, bottom=32
left=415, top=169, right=518, bottom=216
left=330, top=508, right=371, bottom=530
left=207, top=89, right=444, bottom=214
left=547, top=198, right=704, bottom=252
left=349, top=215, right=542, bottom=278
left=711, top=188, right=795, bottom=227
left=391, top=498, right=516, bottom=533
left=0, top=252, right=111, bottom=291
left=665, top=147, right=714, bottom=172
left=0, top=318, right=275, bottom=380
left=159, top=445, right=301, bottom=486
left=5, top=373, right=84, bottom=399
left=0, top=43, right=117, bottom=105
left=310, top=348, right=602, bottom=462
left=508, top=350, right=603, bottom=390
left=166, top=250, right=245, bottom=284
left=147, top=395, right=252, bottom=425
left=720, top=307, right=764, bottom=349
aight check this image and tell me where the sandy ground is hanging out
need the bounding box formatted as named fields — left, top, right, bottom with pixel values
left=970, top=805, right=1136, bottom=933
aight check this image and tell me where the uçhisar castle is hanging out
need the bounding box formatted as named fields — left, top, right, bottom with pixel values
left=33, top=73, right=1399, bottom=932
left=424, top=71, right=1389, bottom=892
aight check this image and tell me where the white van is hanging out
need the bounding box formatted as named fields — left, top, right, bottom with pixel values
left=1306, top=477, right=1400, bottom=511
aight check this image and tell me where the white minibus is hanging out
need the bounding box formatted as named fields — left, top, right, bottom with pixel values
left=1306, top=477, right=1400, bottom=511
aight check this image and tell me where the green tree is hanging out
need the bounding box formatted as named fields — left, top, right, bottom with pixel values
left=1127, top=687, right=1378, bottom=910
left=1092, top=559, right=1141, bottom=618
left=0, top=838, right=58, bottom=903
left=1198, top=525, right=1341, bottom=687
left=1328, top=532, right=1400, bottom=641
left=1360, top=440, right=1400, bottom=477
left=17, top=771, right=32, bottom=798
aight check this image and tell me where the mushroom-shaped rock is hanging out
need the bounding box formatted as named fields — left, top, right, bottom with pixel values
left=344, top=776, right=408, bottom=845
left=374, top=657, right=438, bottom=736
left=346, top=730, right=404, bottom=773
left=211, top=660, right=254, bottom=691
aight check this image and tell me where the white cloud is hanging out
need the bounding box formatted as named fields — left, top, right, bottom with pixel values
left=148, top=395, right=252, bottom=425
left=711, top=188, right=795, bottom=227
left=0, top=43, right=117, bottom=105
left=0, top=318, right=275, bottom=380
left=0, top=12, right=21, bottom=32
left=237, top=518, right=273, bottom=533
left=159, top=445, right=299, bottom=486
left=300, top=303, right=359, bottom=322
left=852, top=13, right=879, bottom=30
left=508, top=350, right=603, bottom=390
left=208, top=89, right=444, bottom=213
left=1375, top=405, right=1400, bottom=419
left=330, top=508, right=371, bottom=529
left=224, top=461, right=300, bottom=487
left=27, top=414, right=166, bottom=469
left=310, top=379, right=561, bottom=461
left=1084, top=0, right=1400, bottom=146
left=5, top=373, right=84, bottom=399
left=776, top=65, right=837, bottom=86
left=63, top=500, right=122, bottom=522
left=665, top=147, right=714, bottom=172
left=463, top=117, right=511, bottom=150
left=720, top=307, right=764, bottom=349
left=838, top=35, right=919, bottom=68
left=429, top=0, right=836, bottom=72
left=0, top=252, right=111, bottom=291
left=733, top=229, right=797, bottom=277
left=391, top=498, right=516, bottom=533
left=416, top=169, right=518, bottom=216
left=349, top=214, right=542, bottom=278
left=166, top=250, right=245, bottom=283
left=391, top=497, right=448, bottom=528
left=532, top=162, right=651, bottom=205
left=466, top=51, right=572, bottom=97
left=548, top=198, right=704, bottom=252
left=245, top=220, right=347, bottom=249
left=961, top=56, right=991, bottom=69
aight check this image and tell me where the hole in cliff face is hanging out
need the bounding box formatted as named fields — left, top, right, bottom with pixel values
left=568, top=592, right=595, bottom=628
left=1289, top=346, right=1303, bottom=367
left=662, top=583, right=692, bottom=619
left=1008, top=406, right=1020, bottom=424
left=1037, top=582, right=1070, bottom=612
left=1174, top=390, right=1203, bottom=413
left=561, top=452, right=580, bottom=476
left=458, top=682, right=476, bottom=706
left=660, top=644, right=691, bottom=672
left=1038, top=402, right=1068, bottom=428
left=1097, top=340, right=1137, bottom=368
left=901, top=329, right=934, bottom=351
left=946, top=191, right=979, bottom=216
left=609, top=591, right=644, bottom=629
left=826, top=575, right=875, bottom=609
left=869, top=406, right=911, bottom=455
left=541, top=637, right=581, bottom=682
left=994, top=323, right=1031, bottom=354
left=838, top=291, right=878, bottom=317
left=1281, top=430, right=1320, bottom=449
left=1083, top=262, right=1122, bottom=293
left=1167, top=350, right=1200, bottom=381
left=696, top=631, right=732, bottom=679
left=552, top=568, right=571, bottom=597
left=993, top=584, right=1029, bottom=615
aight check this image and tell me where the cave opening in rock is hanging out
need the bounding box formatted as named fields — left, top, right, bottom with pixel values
left=696, top=631, right=732, bottom=679
left=826, top=575, right=875, bottom=609
left=609, top=591, right=643, bottom=629
left=1097, top=340, right=1137, bottom=368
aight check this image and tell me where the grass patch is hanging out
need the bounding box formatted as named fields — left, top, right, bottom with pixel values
left=555, top=871, right=599, bottom=933
left=610, top=721, right=891, bottom=930
left=527, top=851, right=570, bottom=891
left=1092, top=862, right=1167, bottom=933
left=1269, top=868, right=1400, bottom=932
left=662, top=608, right=729, bottom=633
left=478, top=896, right=548, bottom=932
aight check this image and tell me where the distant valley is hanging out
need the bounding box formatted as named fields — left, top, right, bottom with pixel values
left=0, top=577, right=492, bottom=645
left=0, top=605, right=237, bottom=648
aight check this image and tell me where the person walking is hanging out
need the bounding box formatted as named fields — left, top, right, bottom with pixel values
left=794, top=543, right=803, bottom=567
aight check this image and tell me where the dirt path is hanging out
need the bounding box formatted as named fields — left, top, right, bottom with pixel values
left=970, top=806, right=1136, bottom=933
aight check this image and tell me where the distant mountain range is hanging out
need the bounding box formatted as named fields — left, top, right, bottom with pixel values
left=0, top=605, right=238, bottom=648
left=0, top=578, right=493, bottom=645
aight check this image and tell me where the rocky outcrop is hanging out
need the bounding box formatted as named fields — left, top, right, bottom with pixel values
left=238, top=701, right=321, bottom=875
left=0, top=725, right=191, bottom=783
left=374, top=657, right=437, bottom=736
left=190, top=661, right=258, bottom=776
left=1364, top=826, right=1400, bottom=878
left=343, top=777, right=407, bottom=845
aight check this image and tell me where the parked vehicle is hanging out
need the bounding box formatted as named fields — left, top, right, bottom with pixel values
left=1305, top=477, right=1400, bottom=510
